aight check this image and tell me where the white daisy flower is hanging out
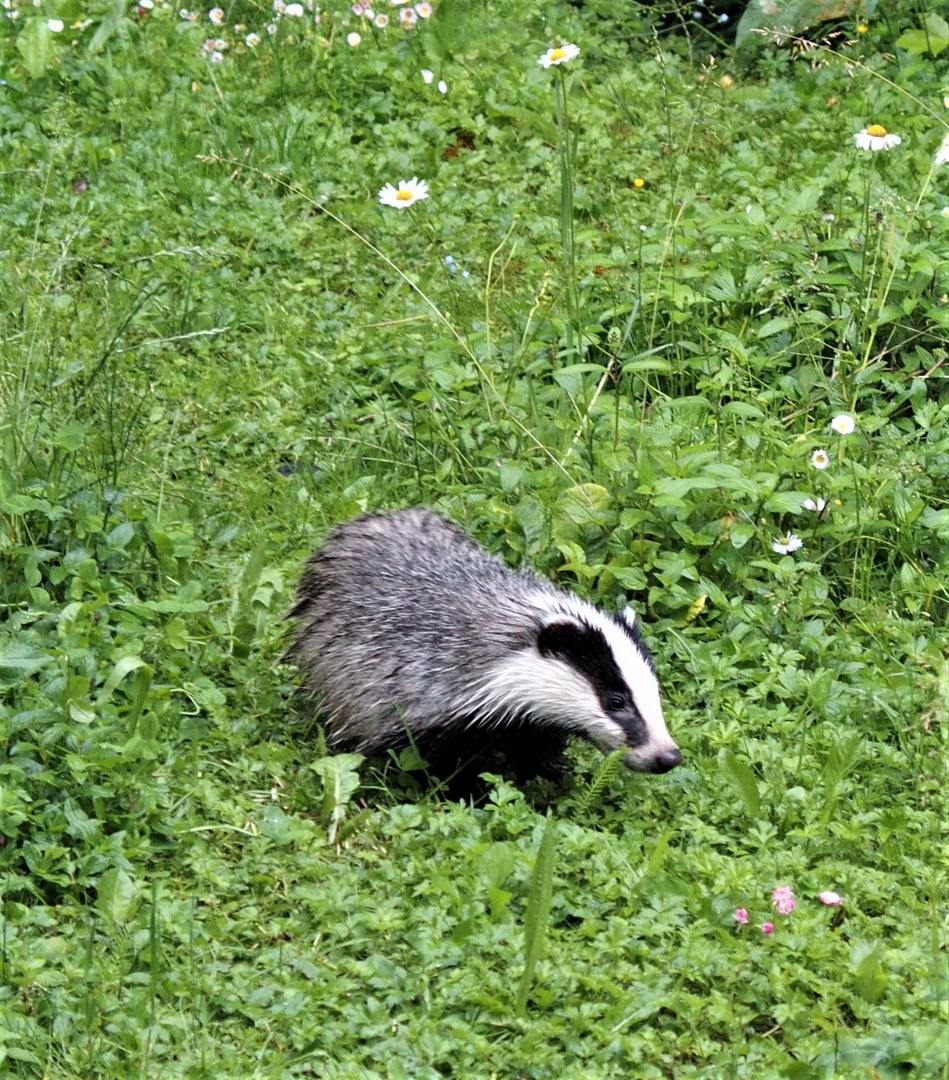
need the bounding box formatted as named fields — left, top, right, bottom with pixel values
left=772, top=533, right=803, bottom=555
left=347, top=29, right=360, bottom=43
left=830, top=414, right=855, bottom=435
left=47, top=16, right=63, bottom=29
left=285, top=3, right=304, bottom=14
left=811, top=448, right=830, bottom=469
left=245, top=31, right=260, bottom=45
left=802, top=497, right=827, bottom=512
left=378, top=177, right=429, bottom=208
left=209, top=6, right=223, bottom=23
left=374, top=12, right=388, bottom=25
left=934, top=132, right=949, bottom=168
left=538, top=42, right=580, bottom=68
left=437, top=79, right=447, bottom=93
left=854, top=124, right=901, bottom=152
left=415, top=1, right=432, bottom=15
left=420, top=67, right=434, bottom=83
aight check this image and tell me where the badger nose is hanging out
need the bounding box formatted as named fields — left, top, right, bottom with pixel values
left=652, top=747, right=683, bottom=773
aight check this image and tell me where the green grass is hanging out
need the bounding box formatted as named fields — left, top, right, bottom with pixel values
left=1, top=0, right=948, bottom=1075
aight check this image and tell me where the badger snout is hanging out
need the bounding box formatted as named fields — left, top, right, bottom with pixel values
left=650, top=746, right=683, bottom=773
left=624, top=745, right=683, bottom=773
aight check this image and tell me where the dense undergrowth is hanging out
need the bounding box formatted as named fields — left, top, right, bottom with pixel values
left=1, top=0, right=947, bottom=1075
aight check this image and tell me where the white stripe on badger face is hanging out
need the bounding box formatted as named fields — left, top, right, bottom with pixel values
left=468, top=650, right=629, bottom=749
left=532, top=594, right=679, bottom=770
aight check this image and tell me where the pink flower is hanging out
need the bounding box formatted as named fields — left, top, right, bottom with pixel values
left=819, top=890, right=843, bottom=906
left=772, top=885, right=796, bottom=915
left=733, top=908, right=749, bottom=924
left=761, top=922, right=775, bottom=935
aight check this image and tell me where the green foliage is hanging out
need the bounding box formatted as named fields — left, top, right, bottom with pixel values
left=515, top=813, right=557, bottom=1016
left=1, top=0, right=948, bottom=1075
left=896, top=12, right=949, bottom=58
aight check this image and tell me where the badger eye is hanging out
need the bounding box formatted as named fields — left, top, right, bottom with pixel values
left=606, top=693, right=629, bottom=713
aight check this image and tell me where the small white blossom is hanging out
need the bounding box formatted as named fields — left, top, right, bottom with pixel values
left=374, top=12, right=387, bottom=24
left=772, top=533, right=803, bottom=555
left=831, top=414, right=855, bottom=435
left=437, top=79, right=447, bottom=93
left=347, top=29, right=360, bottom=43
left=285, top=3, right=304, bottom=14
left=811, top=448, right=830, bottom=470
left=208, top=6, right=223, bottom=23
left=537, top=42, right=580, bottom=68
left=854, top=124, right=901, bottom=152
left=934, top=132, right=949, bottom=168
left=47, top=16, right=63, bottom=29
left=420, top=68, right=434, bottom=83
left=378, top=177, right=429, bottom=208
left=245, top=31, right=259, bottom=45
left=802, top=497, right=827, bottom=512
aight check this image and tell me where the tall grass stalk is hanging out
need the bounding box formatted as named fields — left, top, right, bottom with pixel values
left=554, top=66, right=578, bottom=359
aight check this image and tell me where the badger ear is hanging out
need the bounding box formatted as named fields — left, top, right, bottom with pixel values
left=620, top=605, right=637, bottom=628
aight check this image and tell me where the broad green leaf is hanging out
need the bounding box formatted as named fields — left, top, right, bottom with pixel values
left=16, top=18, right=51, bottom=79
left=51, top=421, right=87, bottom=451
left=721, top=750, right=761, bottom=819
left=96, top=867, right=140, bottom=923
left=87, top=0, right=128, bottom=53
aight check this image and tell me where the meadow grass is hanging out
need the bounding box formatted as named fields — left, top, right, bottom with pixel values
left=1, top=0, right=948, bottom=1076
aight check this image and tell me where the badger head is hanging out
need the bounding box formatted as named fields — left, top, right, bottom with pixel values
left=478, top=600, right=681, bottom=774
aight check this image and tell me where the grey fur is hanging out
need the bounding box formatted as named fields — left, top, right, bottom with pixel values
left=289, top=508, right=681, bottom=777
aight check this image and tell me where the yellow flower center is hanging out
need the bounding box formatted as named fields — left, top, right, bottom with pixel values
left=866, top=124, right=887, bottom=137
left=550, top=47, right=567, bottom=60
left=633, top=177, right=645, bottom=188
left=396, top=188, right=413, bottom=201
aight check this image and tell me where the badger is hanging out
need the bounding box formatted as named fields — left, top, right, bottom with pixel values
left=289, top=508, right=681, bottom=780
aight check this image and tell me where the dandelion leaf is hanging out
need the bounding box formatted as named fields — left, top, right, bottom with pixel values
left=87, top=0, right=130, bottom=54
left=16, top=18, right=51, bottom=79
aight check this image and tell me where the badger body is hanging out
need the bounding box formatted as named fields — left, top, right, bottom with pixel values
left=290, top=508, right=681, bottom=779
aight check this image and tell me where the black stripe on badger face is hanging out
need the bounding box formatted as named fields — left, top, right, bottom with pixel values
left=537, top=619, right=647, bottom=746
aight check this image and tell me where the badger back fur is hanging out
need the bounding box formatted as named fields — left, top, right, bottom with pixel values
left=290, top=508, right=681, bottom=779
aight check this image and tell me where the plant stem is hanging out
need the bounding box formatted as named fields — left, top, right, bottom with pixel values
left=555, top=66, right=578, bottom=358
